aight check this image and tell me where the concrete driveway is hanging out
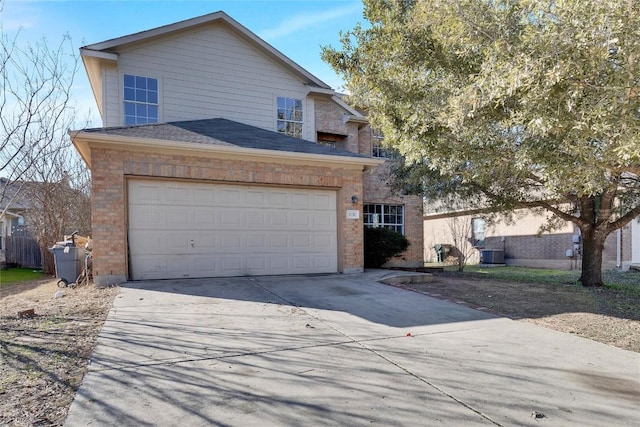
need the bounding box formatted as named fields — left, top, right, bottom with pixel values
left=65, top=271, right=639, bottom=426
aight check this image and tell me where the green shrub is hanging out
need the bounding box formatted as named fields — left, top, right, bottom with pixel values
left=364, top=226, right=410, bottom=268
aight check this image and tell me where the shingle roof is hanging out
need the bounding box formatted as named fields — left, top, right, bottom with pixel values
left=0, top=178, right=36, bottom=211
left=83, top=118, right=366, bottom=159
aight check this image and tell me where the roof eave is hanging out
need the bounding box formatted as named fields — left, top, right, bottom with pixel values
left=70, top=131, right=383, bottom=171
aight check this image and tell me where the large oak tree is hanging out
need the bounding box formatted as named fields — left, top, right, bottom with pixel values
left=323, top=0, right=640, bottom=286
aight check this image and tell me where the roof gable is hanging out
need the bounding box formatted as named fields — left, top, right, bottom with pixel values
left=81, top=11, right=330, bottom=89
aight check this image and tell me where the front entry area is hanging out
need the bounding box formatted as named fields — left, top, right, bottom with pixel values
left=127, top=179, right=338, bottom=280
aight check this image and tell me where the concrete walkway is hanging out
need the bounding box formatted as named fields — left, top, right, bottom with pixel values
left=66, top=272, right=640, bottom=426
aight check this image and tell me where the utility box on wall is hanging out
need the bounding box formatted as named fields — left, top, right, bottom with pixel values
left=480, top=249, right=505, bottom=264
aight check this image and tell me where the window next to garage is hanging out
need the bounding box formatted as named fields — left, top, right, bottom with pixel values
left=124, top=74, right=158, bottom=125
left=364, top=204, right=404, bottom=234
left=277, top=96, right=303, bottom=138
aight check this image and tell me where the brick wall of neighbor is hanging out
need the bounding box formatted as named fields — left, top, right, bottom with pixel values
left=364, top=162, right=424, bottom=268
left=90, top=147, right=365, bottom=284
left=424, top=211, right=627, bottom=270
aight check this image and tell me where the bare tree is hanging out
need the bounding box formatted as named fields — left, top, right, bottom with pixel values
left=20, top=147, right=91, bottom=274
left=1, top=6, right=89, bottom=273
left=446, top=216, right=476, bottom=272
left=0, top=14, right=78, bottom=215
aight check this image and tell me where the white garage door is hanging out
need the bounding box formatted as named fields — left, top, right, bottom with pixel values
left=128, top=180, right=338, bottom=280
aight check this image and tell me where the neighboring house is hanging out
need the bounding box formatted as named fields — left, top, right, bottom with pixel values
left=71, top=11, right=424, bottom=285
left=0, top=211, right=21, bottom=265
left=0, top=178, right=33, bottom=266
left=424, top=207, right=639, bottom=271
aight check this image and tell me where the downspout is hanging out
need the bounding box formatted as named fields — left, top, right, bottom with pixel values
left=616, top=228, right=621, bottom=268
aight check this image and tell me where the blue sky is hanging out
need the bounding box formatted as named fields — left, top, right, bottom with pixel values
left=1, top=0, right=365, bottom=124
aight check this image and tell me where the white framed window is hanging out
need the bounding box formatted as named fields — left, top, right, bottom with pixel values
left=277, top=96, right=303, bottom=138
left=371, top=129, right=397, bottom=159
left=124, top=74, right=158, bottom=125
left=472, top=217, right=486, bottom=247
left=364, top=204, right=404, bottom=234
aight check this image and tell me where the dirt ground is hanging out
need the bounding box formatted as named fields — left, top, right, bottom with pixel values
left=0, top=279, right=118, bottom=426
left=396, top=272, right=640, bottom=353
left=1, top=274, right=638, bottom=426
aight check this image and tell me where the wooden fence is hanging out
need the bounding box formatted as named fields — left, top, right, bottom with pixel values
left=4, top=235, right=42, bottom=269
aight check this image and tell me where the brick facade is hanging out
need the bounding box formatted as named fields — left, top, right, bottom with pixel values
left=86, top=97, right=428, bottom=284
left=315, top=98, right=424, bottom=268
left=90, top=147, right=365, bottom=284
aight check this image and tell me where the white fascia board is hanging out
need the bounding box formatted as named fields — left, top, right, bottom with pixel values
left=306, top=86, right=337, bottom=96
left=80, top=48, right=118, bottom=62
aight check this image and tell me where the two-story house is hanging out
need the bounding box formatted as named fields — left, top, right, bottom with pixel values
left=71, top=11, right=424, bottom=285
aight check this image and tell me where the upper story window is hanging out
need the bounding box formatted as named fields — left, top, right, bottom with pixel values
left=124, top=74, right=158, bottom=125
left=277, top=97, right=303, bottom=138
left=371, top=129, right=397, bottom=159
left=364, top=204, right=405, bottom=234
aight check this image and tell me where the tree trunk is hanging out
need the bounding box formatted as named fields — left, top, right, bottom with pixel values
left=41, top=246, right=56, bottom=276
left=579, top=228, right=606, bottom=287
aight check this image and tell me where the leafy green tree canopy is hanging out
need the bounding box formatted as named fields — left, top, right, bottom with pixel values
left=323, top=0, right=640, bottom=286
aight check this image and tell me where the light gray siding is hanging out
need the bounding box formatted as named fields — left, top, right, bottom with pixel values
left=104, top=24, right=316, bottom=139
left=103, top=63, right=120, bottom=127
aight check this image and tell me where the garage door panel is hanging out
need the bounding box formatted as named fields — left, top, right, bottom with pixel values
left=129, top=183, right=161, bottom=204
left=269, top=235, right=288, bottom=248
left=220, top=210, right=244, bottom=227
left=291, top=211, right=312, bottom=227
left=128, top=180, right=337, bottom=279
left=268, top=192, right=288, bottom=206
left=133, top=255, right=193, bottom=280
left=246, top=211, right=266, bottom=228
left=165, top=185, right=190, bottom=203
left=129, top=205, right=165, bottom=228
left=313, top=213, right=333, bottom=227
left=315, top=235, right=333, bottom=249
left=246, top=234, right=266, bottom=249
left=292, top=193, right=310, bottom=207
left=193, top=187, right=216, bottom=205
left=218, top=233, right=242, bottom=250
left=291, top=235, right=311, bottom=249
left=314, top=255, right=334, bottom=269
left=193, top=233, right=216, bottom=250
left=219, top=189, right=242, bottom=205
left=128, top=231, right=166, bottom=252
left=220, top=256, right=243, bottom=275
left=193, top=208, right=217, bottom=228
left=166, top=207, right=191, bottom=228
left=246, top=190, right=266, bottom=206
left=269, top=212, right=288, bottom=227
left=193, top=257, right=218, bottom=275
left=313, top=193, right=335, bottom=209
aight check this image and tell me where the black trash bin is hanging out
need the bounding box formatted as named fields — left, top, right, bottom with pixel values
left=49, top=244, right=84, bottom=286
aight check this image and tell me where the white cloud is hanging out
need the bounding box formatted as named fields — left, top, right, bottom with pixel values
left=258, top=3, right=361, bottom=40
